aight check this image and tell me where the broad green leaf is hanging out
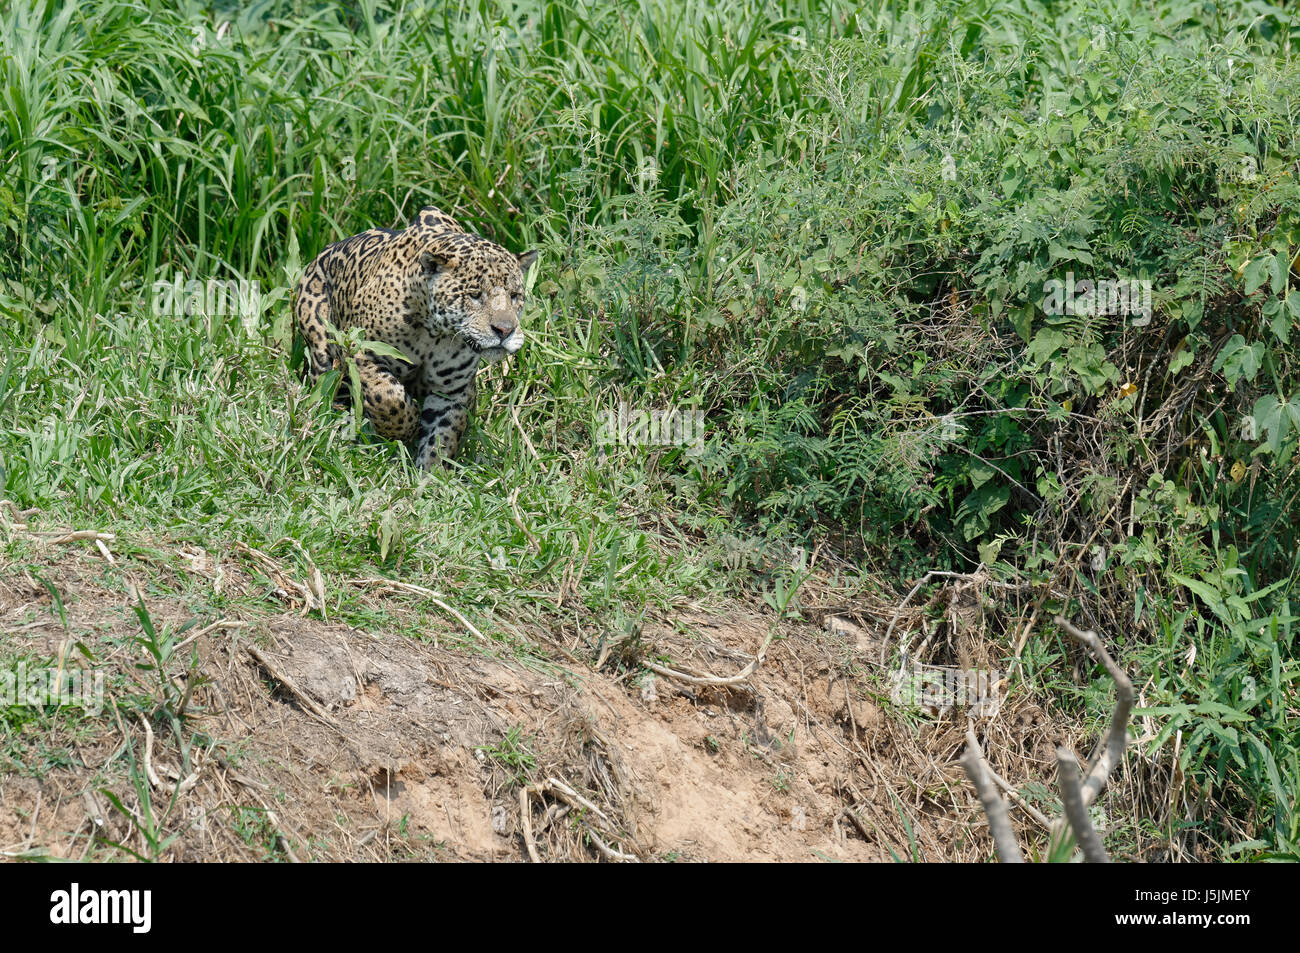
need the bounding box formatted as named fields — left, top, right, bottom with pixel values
left=1243, top=256, right=1269, bottom=295
left=1213, top=335, right=1263, bottom=387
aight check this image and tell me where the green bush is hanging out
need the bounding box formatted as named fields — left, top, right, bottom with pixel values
left=671, top=3, right=1300, bottom=855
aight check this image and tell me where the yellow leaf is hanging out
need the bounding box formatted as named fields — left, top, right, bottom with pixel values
left=1118, top=382, right=1137, bottom=398
left=1230, top=460, right=1246, bottom=484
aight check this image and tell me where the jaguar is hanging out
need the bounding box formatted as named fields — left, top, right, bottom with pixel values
left=294, top=206, right=537, bottom=468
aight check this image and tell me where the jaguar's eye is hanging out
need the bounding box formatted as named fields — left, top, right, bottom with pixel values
left=469, top=292, right=485, bottom=305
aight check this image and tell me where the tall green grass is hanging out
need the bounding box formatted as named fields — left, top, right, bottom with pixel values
left=0, top=0, right=886, bottom=647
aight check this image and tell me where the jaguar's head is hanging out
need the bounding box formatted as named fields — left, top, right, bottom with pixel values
left=419, top=235, right=538, bottom=363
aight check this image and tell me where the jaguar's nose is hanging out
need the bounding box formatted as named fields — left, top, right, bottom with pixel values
left=490, top=316, right=518, bottom=342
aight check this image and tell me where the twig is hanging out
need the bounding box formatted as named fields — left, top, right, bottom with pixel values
left=960, top=729, right=1023, bottom=863
left=879, top=570, right=1019, bottom=666
left=520, top=788, right=541, bottom=863
left=987, top=766, right=1052, bottom=830
left=348, top=578, right=486, bottom=643
left=1010, top=588, right=1047, bottom=664
left=217, top=757, right=269, bottom=792
left=221, top=761, right=301, bottom=862
left=172, top=618, right=249, bottom=655
left=644, top=628, right=776, bottom=687
left=45, top=530, right=117, bottom=544
left=245, top=644, right=340, bottom=729
left=0, top=499, right=38, bottom=521
left=263, top=807, right=301, bottom=863
left=138, top=715, right=202, bottom=797
left=1057, top=746, right=1110, bottom=863
left=524, top=776, right=641, bottom=861
left=24, top=788, right=41, bottom=852
left=1054, top=616, right=1133, bottom=807
left=234, top=542, right=319, bottom=614
left=881, top=571, right=944, bottom=666
left=508, top=487, right=541, bottom=553
left=510, top=401, right=541, bottom=464
left=272, top=537, right=326, bottom=619
left=840, top=806, right=873, bottom=842
left=541, top=776, right=621, bottom=837
left=584, top=827, right=640, bottom=863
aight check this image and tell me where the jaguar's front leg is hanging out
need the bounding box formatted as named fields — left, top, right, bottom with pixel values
left=356, top=353, right=419, bottom=444
left=414, top=378, right=475, bottom=470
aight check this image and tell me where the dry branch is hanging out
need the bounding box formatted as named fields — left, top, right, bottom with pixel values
left=584, top=827, right=640, bottom=862
left=881, top=569, right=1025, bottom=665
left=987, top=765, right=1052, bottom=830
left=520, top=788, right=541, bottom=863
left=960, top=728, right=1024, bottom=863
left=138, top=715, right=202, bottom=798
left=1056, top=747, right=1110, bottom=863
left=234, top=542, right=320, bottom=614
left=961, top=615, right=1132, bottom=862
left=172, top=618, right=249, bottom=655
left=1054, top=615, right=1134, bottom=807
left=46, top=530, right=117, bottom=544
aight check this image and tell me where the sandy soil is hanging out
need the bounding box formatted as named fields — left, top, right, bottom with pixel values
left=0, top=548, right=1071, bottom=862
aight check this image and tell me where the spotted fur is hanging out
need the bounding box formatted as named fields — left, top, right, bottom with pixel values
left=294, top=206, right=538, bottom=468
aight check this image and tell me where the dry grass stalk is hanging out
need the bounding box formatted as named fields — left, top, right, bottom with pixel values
left=348, top=577, right=486, bottom=642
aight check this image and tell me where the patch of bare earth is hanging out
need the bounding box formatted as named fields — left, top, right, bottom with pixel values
left=0, top=547, right=1087, bottom=862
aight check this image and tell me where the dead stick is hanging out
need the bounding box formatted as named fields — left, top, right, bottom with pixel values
left=45, top=530, right=116, bottom=544
left=520, top=788, right=541, bottom=863
left=1057, top=746, right=1110, bottom=862
left=172, top=618, right=249, bottom=654
left=1054, top=616, right=1133, bottom=807
left=987, top=766, right=1052, bottom=830
left=349, top=578, right=486, bottom=643
left=527, top=777, right=642, bottom=859
left=960, top=729, right=1023, bottom=863
left=585, top=827, right=640, bottom=863
left=138, top=715, right=201, bottom=797
left=841, top=806, right=873, bottom=842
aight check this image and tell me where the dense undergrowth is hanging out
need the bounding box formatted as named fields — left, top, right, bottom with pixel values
left=1, top=0, right=1297, bottom=859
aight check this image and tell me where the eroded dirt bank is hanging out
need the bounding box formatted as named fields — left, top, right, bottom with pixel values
left=1, top=551, right=1067, bottom=862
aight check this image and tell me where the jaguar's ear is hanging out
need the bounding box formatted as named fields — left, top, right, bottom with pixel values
left=517, top=250, right=539, bottom=278
left=415, top=207, right=457, bottom=232
left=419, top=250, right=453, bottom=276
